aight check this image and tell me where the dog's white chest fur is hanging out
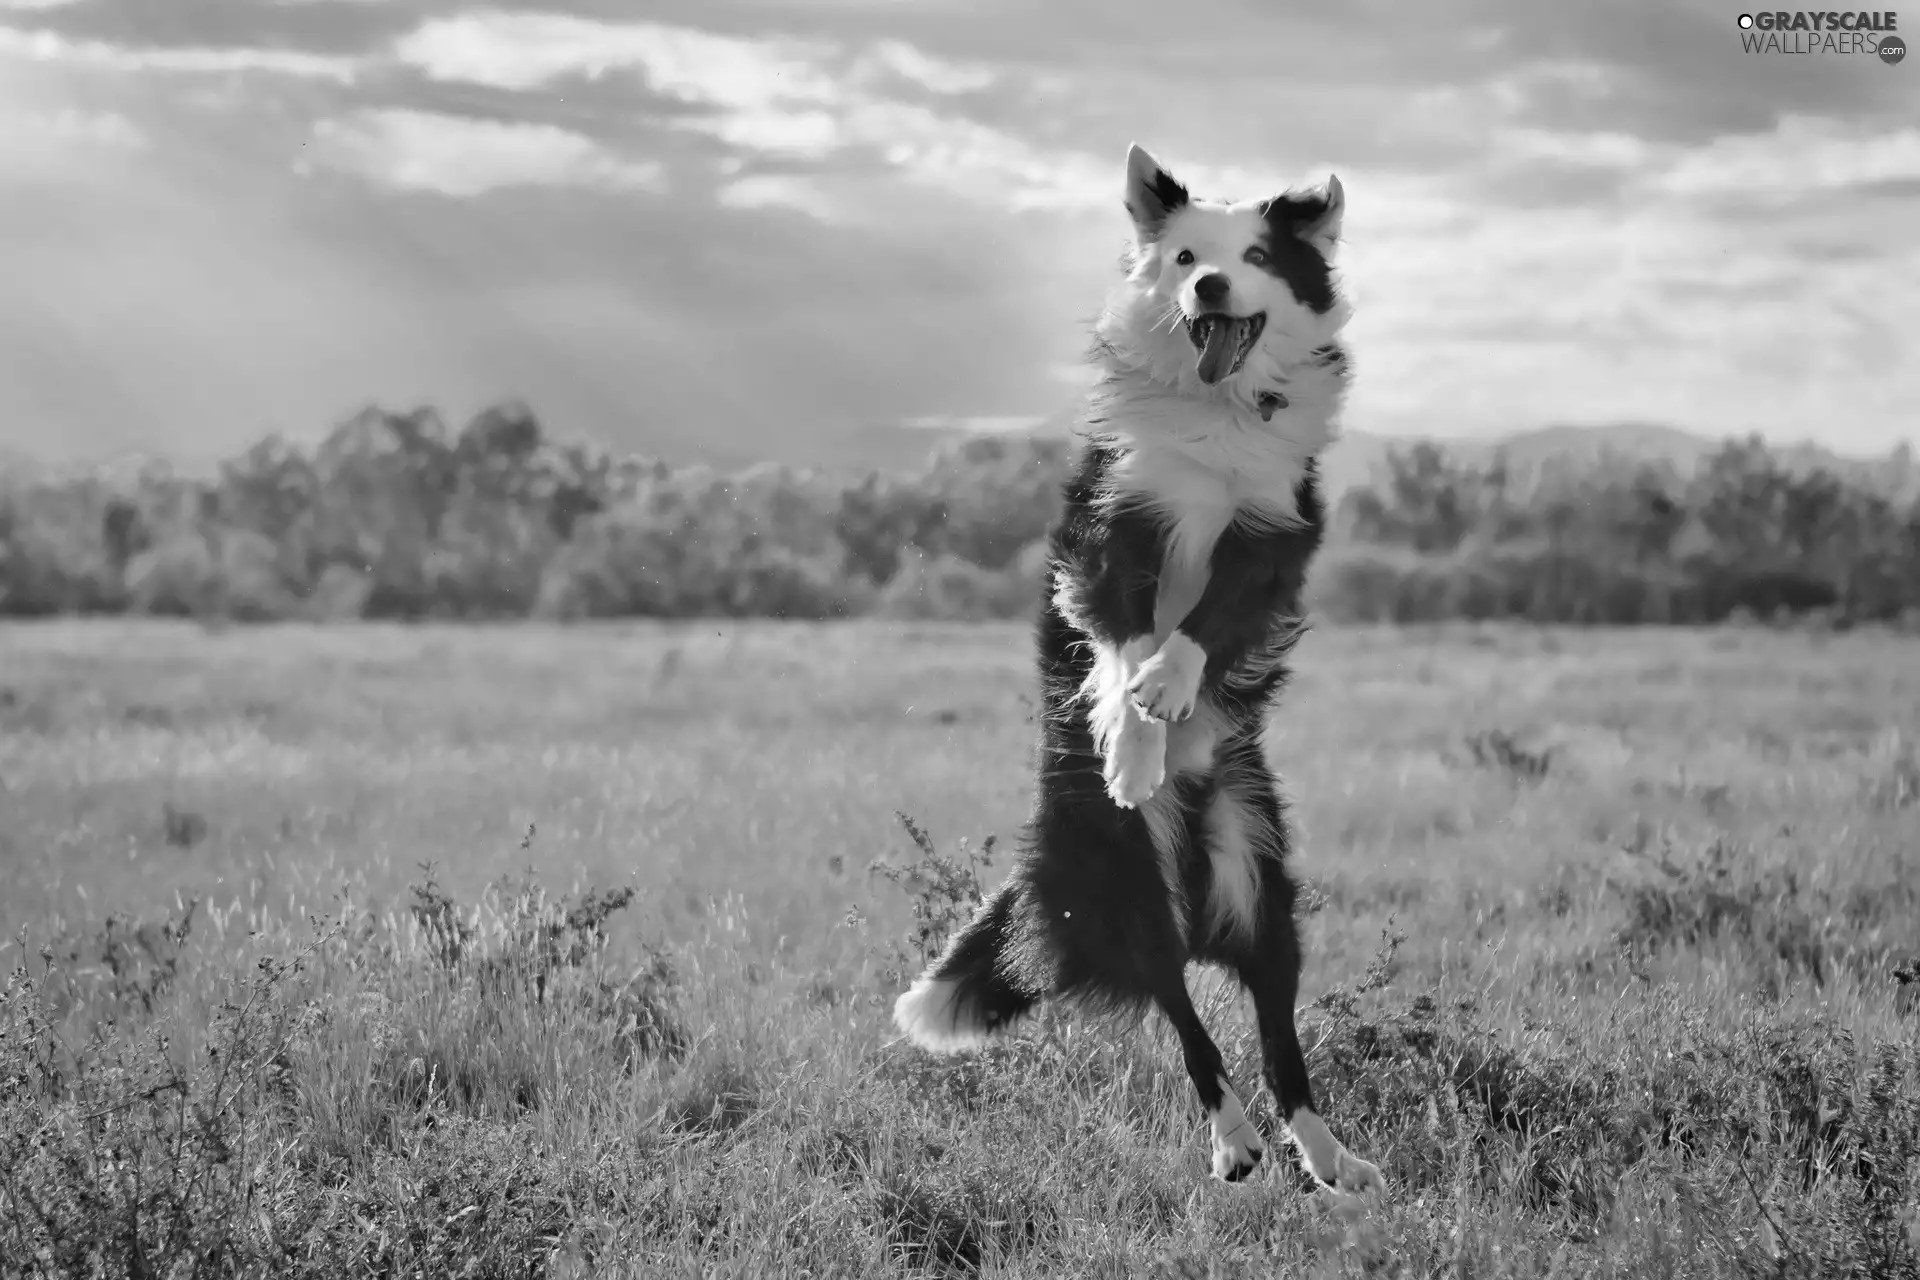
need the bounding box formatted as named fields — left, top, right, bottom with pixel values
left=1100, top=400, right=1321, bottom=583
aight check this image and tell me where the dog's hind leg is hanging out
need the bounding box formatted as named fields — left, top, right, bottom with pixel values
left=1153, top=977, right=1266, bottom=1182
left=1018, top=776, right=1259, bottom=1182
left=1218, top=766, right=1385, bottom=1205
left=1244, top=958, right=1384, bottom=1206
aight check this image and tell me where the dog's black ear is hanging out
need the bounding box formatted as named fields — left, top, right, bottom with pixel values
left=1263, top=174, right=1344, bottom=256
left=1124, top=143, right=1188, bottom=240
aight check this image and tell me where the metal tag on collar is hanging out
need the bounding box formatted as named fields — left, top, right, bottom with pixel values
left=1256, top=390, right=1290, bottom=421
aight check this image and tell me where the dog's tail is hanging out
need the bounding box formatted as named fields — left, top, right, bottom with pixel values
left=893, top=880, right=1039, bottom=1052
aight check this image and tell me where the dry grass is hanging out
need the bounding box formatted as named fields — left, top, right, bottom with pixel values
left=2, top=618, right=1918, bottom=1277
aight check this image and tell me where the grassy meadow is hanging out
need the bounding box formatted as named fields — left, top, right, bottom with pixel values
left=2, top=618, right=1918, bottom=1277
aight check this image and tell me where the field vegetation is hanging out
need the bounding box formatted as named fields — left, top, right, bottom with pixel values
left=2, top=619, right=1918, bottom=1276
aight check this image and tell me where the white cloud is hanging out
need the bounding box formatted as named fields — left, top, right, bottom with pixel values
left=1331, top=149, right=1920, bottom=447
left=398, top=14, right=997, bottom=107
left=689, top=109, right=841, bottom=159
left=0, top=107, right=143, bottom=169
left=9, top=107, right=142, bottom=147
left=1497, top=127, right=1658, bottom=169
left=835, top=100, right=1108, bottom=211
left=0, top=25, right=359, bottom=80
left=715, top=174, right=837, bottom=221
left=1483, top=59, right=1620, bottom=115
left=305, top=109, right=664, bottom=197
left=395, top=11, right=838, bottom=103
left=851, top=39, right=996, bottom=94
left=391, top=11, right=1099, bottom=212
left=0, top=0, right=81, bottom=10
left=1654, top=115, right=1920, bottom=199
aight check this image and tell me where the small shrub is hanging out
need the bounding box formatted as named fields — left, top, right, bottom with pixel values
left=403, top=860, right=686, bottom=1073
left=863, top=813, right=997, bottom=990
left=1613, top=838, right=1833, bottom=986
left=45, top=898, right=200, bottom=1021
left=0, top=936, right=327, bottom=1277
left=411, top=861, right=638, bottom=1004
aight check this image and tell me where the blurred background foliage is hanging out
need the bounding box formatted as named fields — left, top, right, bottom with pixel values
left=5, top=401, right=1917, bottom=626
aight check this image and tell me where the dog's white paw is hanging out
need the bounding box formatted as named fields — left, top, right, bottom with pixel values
left=1212, top=1128, right=1264, bottom=1182
left=1312, top=1150, right=1385, bottom=1223
left=1289, top=1110, right=1386, bottom=1206
left=1307, top=1145, right=1384, bottom=1218
left=1103, top=712, right=1165, bottom=808
left=1128, top=634, right=1204, bottom=723
left=1209, top=1084, right=1266, bottom=1182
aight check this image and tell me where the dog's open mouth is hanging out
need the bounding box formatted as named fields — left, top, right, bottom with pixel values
left=1185, top=312, right=1266, bottom=385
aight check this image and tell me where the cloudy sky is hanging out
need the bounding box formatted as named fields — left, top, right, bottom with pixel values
left=2, top=0, right=1915, bottom=469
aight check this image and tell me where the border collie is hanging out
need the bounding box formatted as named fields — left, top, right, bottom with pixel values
left=894, top=144, right=1383, bottom=1203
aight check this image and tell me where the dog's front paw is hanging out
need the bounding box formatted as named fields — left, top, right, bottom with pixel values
left=1128, top=634, right=1204, bottom=723
left=1103, top=713, right=1166, bottom=808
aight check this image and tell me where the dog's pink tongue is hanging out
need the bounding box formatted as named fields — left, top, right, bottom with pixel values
left=1195, top=318, right=1237, bottom=385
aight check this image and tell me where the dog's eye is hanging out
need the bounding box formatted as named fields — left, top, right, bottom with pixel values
left=1174, top=249, right=1194, bottom=266
left=1243, top=246, right=1268, bottom=267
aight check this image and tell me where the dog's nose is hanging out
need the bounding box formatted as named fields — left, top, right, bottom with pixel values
left=1193, top=272, right=1230, bottom=308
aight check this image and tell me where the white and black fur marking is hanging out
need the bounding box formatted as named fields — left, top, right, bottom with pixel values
left=1210, top=1076, right=1266, bottom=1182
left=893, top=143, right=1384, bottom=1203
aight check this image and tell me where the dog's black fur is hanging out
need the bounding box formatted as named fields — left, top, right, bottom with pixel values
left=904, top=444, right=1338, bottom=1179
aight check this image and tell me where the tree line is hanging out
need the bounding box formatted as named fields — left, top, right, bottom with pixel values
left=3, top=402, right=1916, bottom=626
left=1318, top=438, right=1920, bottom=625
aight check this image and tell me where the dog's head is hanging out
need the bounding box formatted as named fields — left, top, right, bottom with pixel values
left=1097, top=144, right=1347, bottom=399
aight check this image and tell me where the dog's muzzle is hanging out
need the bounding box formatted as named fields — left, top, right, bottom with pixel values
left=1185, top=312, right=1266, bottom=385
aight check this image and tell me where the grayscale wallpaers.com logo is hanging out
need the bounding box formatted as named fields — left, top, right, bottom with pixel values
left=1738, top=11, right=1906, bottom=61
